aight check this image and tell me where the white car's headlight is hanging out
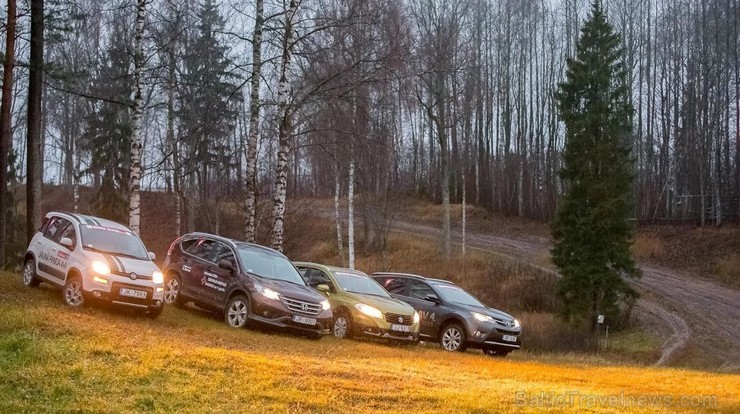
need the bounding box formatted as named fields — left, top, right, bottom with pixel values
left=513, top=318, right=520, bottom=328
left=254, top=284, right=281, bottom=301
left=355, top=303, right=383, bottom=319
left=413, top=311, right=420, bottom=324
left=91, top=260, right=111, bottom=275
left=473, top=312, right=494, bottom=323
left=152, top=270, right=164, bottom=285
left=321, top=300, right=331, bottom=311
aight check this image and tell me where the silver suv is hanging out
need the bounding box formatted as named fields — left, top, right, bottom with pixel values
left=23, top=211, right=165, bottom=317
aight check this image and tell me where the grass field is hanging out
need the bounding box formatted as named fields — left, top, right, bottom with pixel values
left=1, top=273, right=738, bottom=414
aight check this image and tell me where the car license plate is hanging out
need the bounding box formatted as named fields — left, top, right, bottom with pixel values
left=391, top=324, right=411, bottom=333
left=120, top=288, right=147, bottom=299
left=292, top=315, right=317, bottom=326
left=502, top=335, right=517, bottom=342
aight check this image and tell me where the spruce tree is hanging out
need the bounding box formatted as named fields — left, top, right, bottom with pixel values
left=552, top=1, right=639, bottom=331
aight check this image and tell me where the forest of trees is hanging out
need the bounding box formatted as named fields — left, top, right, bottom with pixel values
left=0, top=0, right=738, bottom=263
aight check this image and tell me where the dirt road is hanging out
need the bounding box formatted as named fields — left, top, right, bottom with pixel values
left=389, top=218, right=740, bottom=370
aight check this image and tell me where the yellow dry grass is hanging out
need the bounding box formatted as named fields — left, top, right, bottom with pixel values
left=1, top=273, right=738, bottom=414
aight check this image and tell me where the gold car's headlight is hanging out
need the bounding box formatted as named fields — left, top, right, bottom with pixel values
left=355, top=303, right=383, bottom=319
left=152, top=270, right=164, bottom=285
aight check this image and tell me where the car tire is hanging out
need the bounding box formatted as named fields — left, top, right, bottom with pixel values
left=332, top=313, right=352, bottom=339
left=439, top=323, right=468, bottom=352
left=224, top=295, right=250, bottom=328
left=484, top=348, right=511, bottom=358
left=163, top=274, right=183, bottom=307
left=63, top=275, right=86, bottom=308
left=22, top=258, right=40, bottom=287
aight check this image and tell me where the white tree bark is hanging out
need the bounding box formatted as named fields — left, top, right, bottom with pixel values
left=245, top=0, right=264, bottom=243
left=348, top=158, right=355, bottom=269
left=334, top=161, right=345, bottom=266
left=128, top=0, right=146, bottom=235
left=269, top=0, right=297, bottom=251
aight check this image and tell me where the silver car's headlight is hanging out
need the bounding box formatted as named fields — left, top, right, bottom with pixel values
left=472, top=312, right=494, bottom=323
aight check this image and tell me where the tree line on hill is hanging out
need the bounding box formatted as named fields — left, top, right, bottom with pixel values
left=0, top=0, right=737, bottom=328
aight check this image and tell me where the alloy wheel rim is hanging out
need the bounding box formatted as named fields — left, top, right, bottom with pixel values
left=333, top=316, right=347, bottom=338
left=227, top=301, right=247, bottom=327
left=164, top=278, right=179, bottom=304
left=65, top=281, right=84, bottom=306
left=23, top=262, right=34, bottom=285
left=442, top=327, right=462, bottom=351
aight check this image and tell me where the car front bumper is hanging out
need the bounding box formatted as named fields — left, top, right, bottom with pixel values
left=86, top=278, right=165, bottom=310
left=250, top=299, right=332, bottom=335
left=466, top=323, right=522, bottom=350
left=352, top=313, right=420, bottom=342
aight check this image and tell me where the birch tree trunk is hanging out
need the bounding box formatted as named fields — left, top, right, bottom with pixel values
left=128, top=0, right=146, bottom=235
left=0, top=0, right=17, bottom=265
left=245, top=0, right=264, bottom=243
left=334, top=160, right=345, bottom=266
left=348, top=157, right=355, bottom=269
left=167, top=47, right=181, bottom=236
left=269, top=0, right=297, bottom=252
left=26, top=0, right=44, bottom=244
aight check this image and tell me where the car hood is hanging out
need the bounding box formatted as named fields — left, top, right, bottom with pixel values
left=457, top=303, right=516, bottom=323
left=346, top=292, right=415, bottom=315
left=259, top=278, right=326, bottom=303
left=91, top=252, right=160, bottom=277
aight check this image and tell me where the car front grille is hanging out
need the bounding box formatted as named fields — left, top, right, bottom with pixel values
left=384, top=312, right=414, bottom=325
left=111, top=270, right=152, bottom=280
left=282, top=297, right=322, bottom=316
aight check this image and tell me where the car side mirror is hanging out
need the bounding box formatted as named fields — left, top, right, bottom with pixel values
left=60, top=237, right=74, bottom=249
left=424, top=294, right=440, bottom=305
left=148, top=251, right=156, bottom=260
left=316, top=284, right=331, bottom=293
left=218, top=259, right=235, bottom=272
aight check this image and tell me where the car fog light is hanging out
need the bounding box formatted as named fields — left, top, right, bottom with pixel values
left=93, top=291, right=102, bottom=298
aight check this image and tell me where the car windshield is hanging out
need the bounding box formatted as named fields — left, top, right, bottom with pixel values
left=335, top=272, right=390, bottom=297
left=237, top=247, right=305, bottom=285
left=80, top=225, right=150, bottom=261
left=434, top=284, right=484, bottom=307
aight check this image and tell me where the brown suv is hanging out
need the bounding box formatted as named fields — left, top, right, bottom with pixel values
left=162, top=232, right=332, bottom=337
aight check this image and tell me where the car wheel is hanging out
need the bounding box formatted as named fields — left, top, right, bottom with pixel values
left=332, top=313, right=352, bottom=338
left=484, top=348, right=511, bottom=358
left=163, top=274, right=182, bottom=306
left=225, top=295, right=249, bottom=328
left=22, top=259, right=40, bottom=287
left=440, top=323, right=468, bottom=352
left=63, top=276, right=85, bottom=308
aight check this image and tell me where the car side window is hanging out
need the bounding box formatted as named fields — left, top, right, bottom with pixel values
left=306, top=269, right=334, bottom=291
left=57, top=222, right=77, bottom=249
left=382, top=277, right=408, bottom=295
left=43, top=217, right=63, bottom=240
left=213, top=242, right=237, bottom=268
left=184, top=239, right=219, bottom=262
left=407, top=280, right=435, bottom=300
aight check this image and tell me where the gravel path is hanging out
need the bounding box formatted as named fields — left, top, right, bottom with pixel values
left=388, top=218, right=740, bottom=369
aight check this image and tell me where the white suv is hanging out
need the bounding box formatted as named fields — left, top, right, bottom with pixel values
left=23, top=211, right=165, bottom=318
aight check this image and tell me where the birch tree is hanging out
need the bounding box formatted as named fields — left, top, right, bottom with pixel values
left=270, top=0, right=299, bottom=251
left=244, top=0, right=264, bottom=243
left=128, top=0, right=147, bottom=235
